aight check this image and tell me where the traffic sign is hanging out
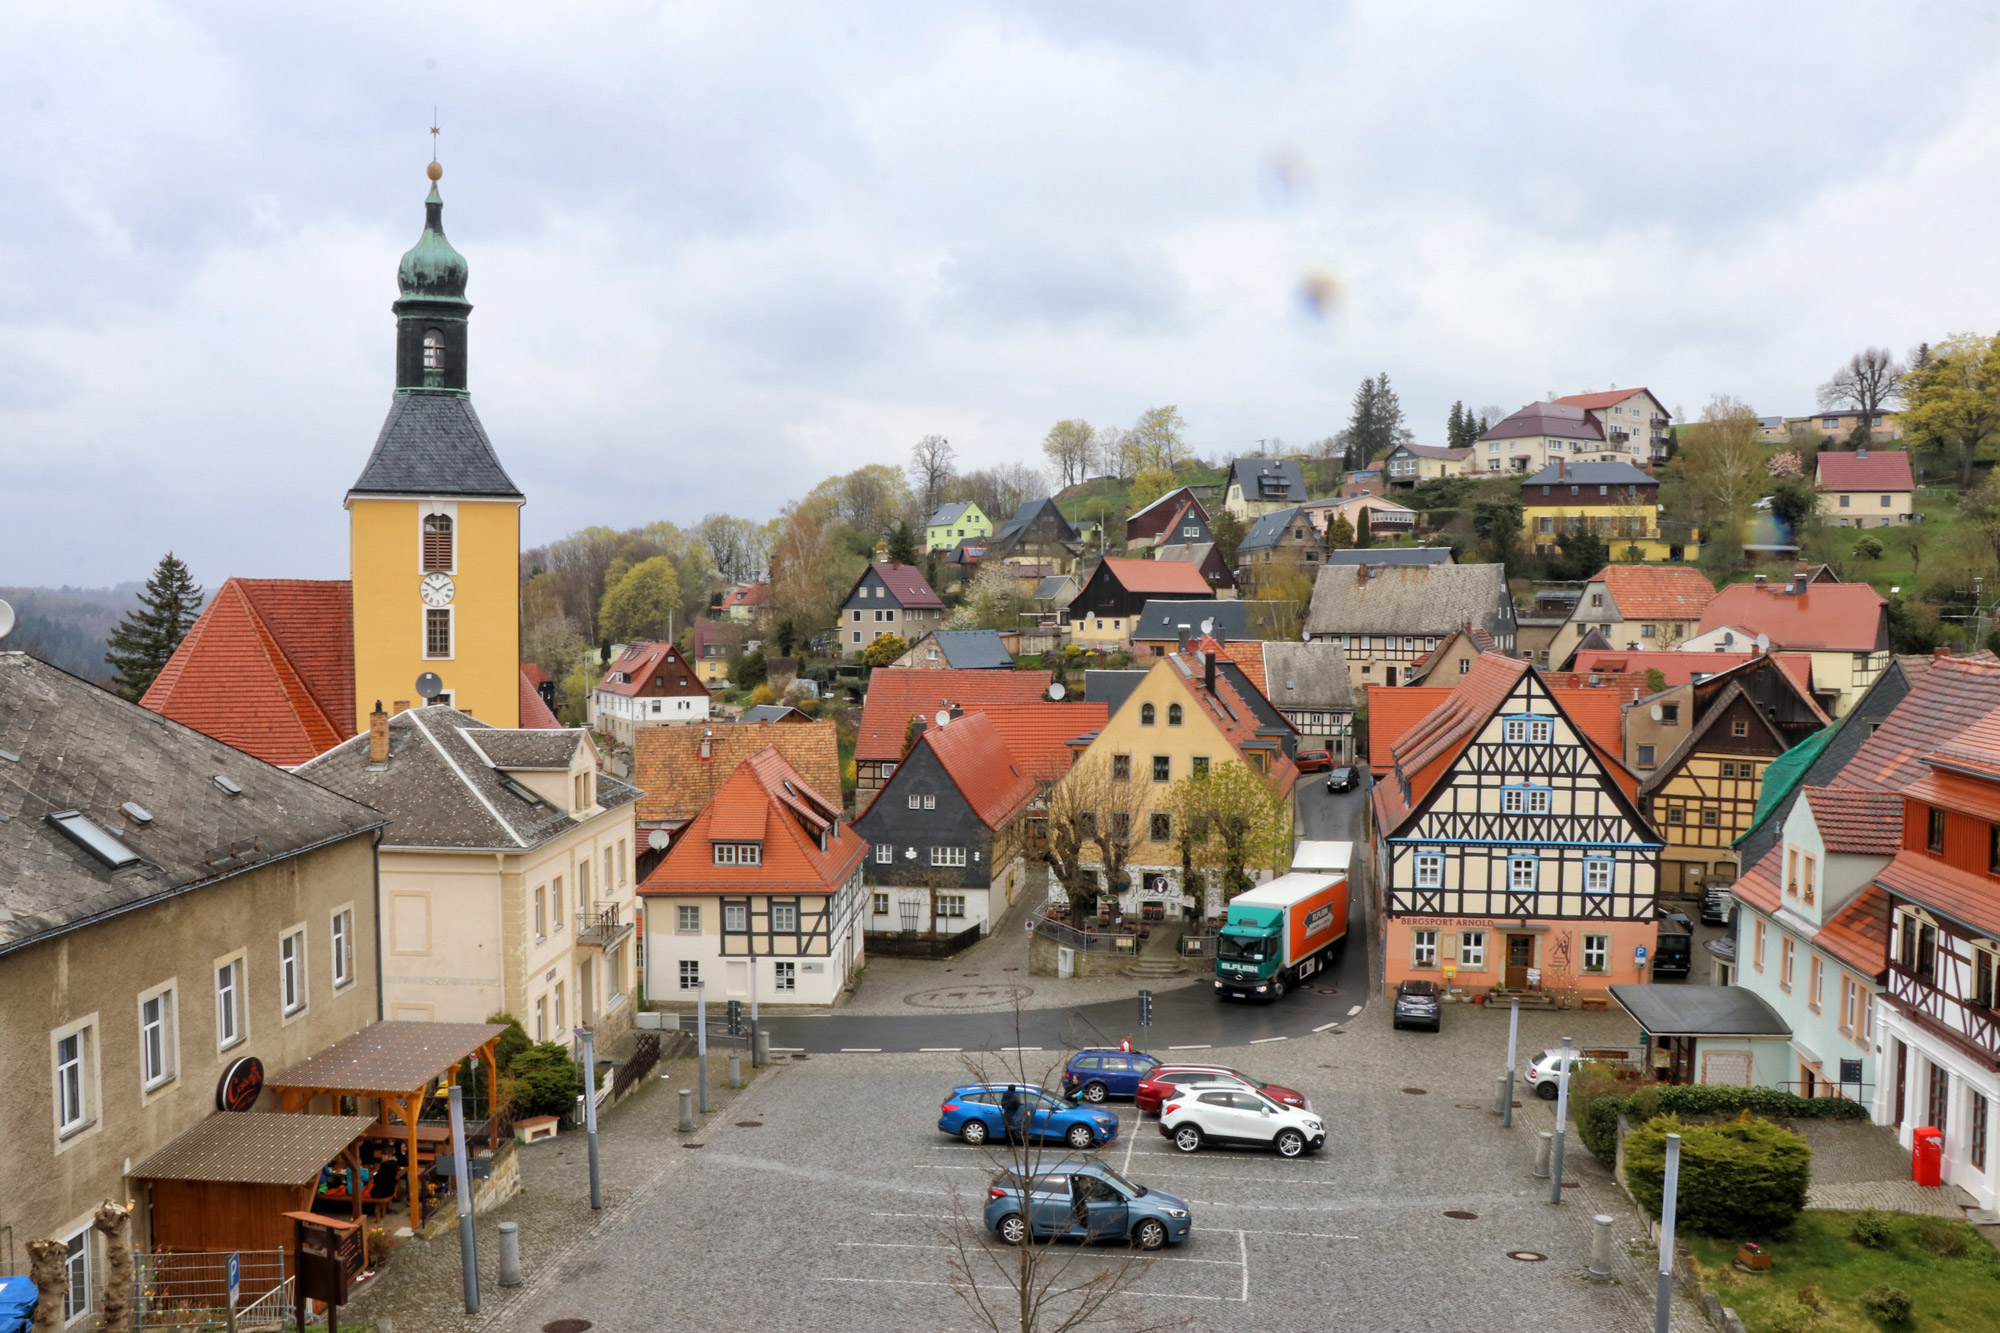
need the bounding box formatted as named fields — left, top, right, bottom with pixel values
left=727, top=1000, right=742, bottom=1036
left=226, top=1252, right=240, bottom=1310
left=1137, top=990, right=1154, bottom=1027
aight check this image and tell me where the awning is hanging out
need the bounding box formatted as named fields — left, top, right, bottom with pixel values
left=267, top=1021, right=507, bottom=1098
left=1609, top=984, right=1790, bottom=1039
left=132, top=1113, right=370, bottom=1187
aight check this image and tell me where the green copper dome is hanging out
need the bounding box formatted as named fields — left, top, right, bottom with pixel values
left=398, top=179, right=469, bottom=304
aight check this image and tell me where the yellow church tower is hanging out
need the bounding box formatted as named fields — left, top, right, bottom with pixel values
left=347, top=161, right=522, bottom=730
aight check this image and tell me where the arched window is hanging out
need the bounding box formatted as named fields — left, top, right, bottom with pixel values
left=422, top=512, right=454, bottom=572
left=422, top=330, right=446, bottom=372
left=1140, top=703, right=1156, bottom=725
left=1167, top=703, right=1183, bottom=726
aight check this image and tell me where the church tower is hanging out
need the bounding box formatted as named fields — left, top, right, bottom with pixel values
left=347, top=161, right=523, bottom=730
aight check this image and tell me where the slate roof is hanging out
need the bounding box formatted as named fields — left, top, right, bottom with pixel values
left=993, top=498, right=1080, bottom=545
left=1608, top=984, right=1791, bottom=1038
left=852, top=563, right=945, bottom=611
left=1034, top=575, right=1078, bottom=604
left=1084, top=670, right=1149, bottom=719
left=1237, top=505, right=1310, bottom=554
left=971, top=703, right=1110, bottom=783
left=632, top=721, right=840, bottom=823
left=1479, top=402, right=1604, bottom=443
left=924, top=630, right=1015, bottom=670
left=1257, top=642, right=1354, bottom=711
left=739, top=704, right=808, bottom=724
left=855, top=668, right=1054, bottom=763
left=1305, top=563, right=1509, bottom=638
left=295, top=708, right=636, bottom=851
left=0, top=653, right=386, bottom=957
left=1816, top=450, right=1914, bottom=492
left=1324, top=546, right=1451, bottom=567
left=927, top=501, right=977, bottom=526
left=1391, top=444, right=1472, bottom=461
left=142, top=578, right=356, bottom=768
left=349, top=393, right=523, bottom=498
left=1522, top=459, right=1656, bottom=489
left=1227, top=458, right=1307, bottom=502
left=1131, top=599, right=1277, bottom=644
left=1090, top=557, right=1214, bottom=598
left=911, top=712, right=1038, bottom=828
left=1801, top=787, right=1905, bottom=854
left=639, top=747, right=864, bottom=894
left=1697, top=582, right=1888, bottom=654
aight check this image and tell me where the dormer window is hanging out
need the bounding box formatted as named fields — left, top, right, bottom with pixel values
left=573, top=770, right=594, bottom=812
left=713, top=843, right=761, bottom=866
left=422, top=513, right=454, bottom=572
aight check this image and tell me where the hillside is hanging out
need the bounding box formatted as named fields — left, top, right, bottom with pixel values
left=0, top=585, right=141, bottom=685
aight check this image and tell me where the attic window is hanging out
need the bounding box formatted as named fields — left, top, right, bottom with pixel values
left=47, top=811, right=141, bottom=870
left=713, top=843, right=761, bottom=866
left=212, top=775, right=243, bottom=796
left=120, top=802, right=154, bottom=824
left=501, top=775, right=546, bottom=808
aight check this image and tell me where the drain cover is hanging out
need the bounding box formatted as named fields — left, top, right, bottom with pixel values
left=1318, top=987, right=1337, bottom=994
left=1443, top=1210, right=1478, bottom=1220
left=789, top=1053, right=809, bottom=1060
left=681, top=1143, right=706, bottom=1149
left=544, top=1322, right=594, bottom=1333
left=736, top=1121, right=764, bottom=1128
left=1507, top=1251, right=1548, bottom=1262
left=1402, top=1087, right=1428, bottom=1095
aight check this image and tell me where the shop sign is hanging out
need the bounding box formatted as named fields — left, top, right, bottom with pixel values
left=216, top=1055, right=264, bottom=1112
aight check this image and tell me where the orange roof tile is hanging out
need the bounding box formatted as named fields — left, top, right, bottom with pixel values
left=1800, top=787, right=1903, bottom=854
left=1556, top=387, right=1660, bottom=411
left=1902, top=770, right=2000, bottom=824
left=1834, top=656, right=2000, bottom=791
left=1366, top=686, right=1455, bottom=774
left=1571, top=649, right=1815, bottom=695
left=640, top=747, right=863, bottom=893
left=141, top=578, right=355, bottom=767
left=1097, top=556, right=1214, bottom=597
left=1732, top=843, right=1783, bottom=916
left=1816, top=450, right=1913, bottom=492
left=856, top=668, right=1054, bottom=762
left=1548, top=688, right=1627, bottom=760
left=1815, top=887, right=1891, bottom=976
left=521, top=663, right=553, bottom=686
left=1162, top=649, right=1300, bottom=797
left=519, top=669, right=561, bottom=728
left=1540, top=670, right=1656, bottom=698
left=970, top=703, right=1110, bottom=783
left=633, top=721, right=841, bottom=822
left=595, top=641, right=706, bottom=699
left=1876, top=848, right=2000, bottom=938
left=918, top=712, right=1038, bottom=829
left=1925, top=704, right=2000, bottom=781
left=1591, top=565, right=1718, bottom=621
left=1698, top=582, right=1887, bottom=653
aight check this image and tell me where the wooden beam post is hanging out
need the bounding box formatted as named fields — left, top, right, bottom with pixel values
left=482, top=1040, right=502, bottom=1143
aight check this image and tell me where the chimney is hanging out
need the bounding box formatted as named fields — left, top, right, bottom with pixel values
left=392, top=699, right=411, bottom=713
left=949, top=705, right=964, bottom=720
left=1857, top=447, right=1868, bottom=460
left=368, top=701, right=389, bottom=764
left=1753, top=574, right=1766, bottom=586
left=1205, top=651, right=1217, bottom=693
left=1935, top=645, right=1954, bottom=662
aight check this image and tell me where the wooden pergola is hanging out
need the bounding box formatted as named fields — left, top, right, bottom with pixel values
left=266, top=1021, right=506, bottom=1227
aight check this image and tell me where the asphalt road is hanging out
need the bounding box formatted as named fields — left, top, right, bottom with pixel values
left=759, top=777, right=1379, bottom=1055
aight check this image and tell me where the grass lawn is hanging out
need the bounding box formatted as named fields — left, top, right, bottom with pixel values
left=1686, top=1210, right=1999, bottom=1331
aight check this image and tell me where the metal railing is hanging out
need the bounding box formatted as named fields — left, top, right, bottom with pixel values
left=576, top=900, right=634, bottom=948
left=1775, top=1079, right=1874, bottom=1101
left=1029, top=911, right=1139, bottom=953
left=611, top=1032, right=662, bottom=1101
left=136, top=1249, right=294, bottom=1330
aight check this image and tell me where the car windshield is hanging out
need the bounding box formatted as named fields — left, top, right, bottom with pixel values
left=1217, top=932, right=1271, bottom=962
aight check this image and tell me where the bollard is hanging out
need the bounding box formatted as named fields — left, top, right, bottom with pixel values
left=497, top=1222, right=523, bottom=1287
left=1533, top=1130, right=1553, bottom=1179
left=755, top=1028, right=770, bottom=1067
left=728, top=1048, right=742, bottom=1090
left=678, top=1087, right=695, bottom=1133
left=1494, top=1072, right=1510, bottom=1116
left=1588, top=1214, right=1615, bottom=1281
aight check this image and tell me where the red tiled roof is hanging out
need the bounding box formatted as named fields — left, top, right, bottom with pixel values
left=1548, top=688, right=1628, bottom=760
left=1834, top=656, right=2000, bottom=791
left=1697, top=582, right=1887, bottom=653
left=1816, top=888, right=1891, bottom=976
left=1366, top=687, right=1455, bottom=775
left=519, top=669, right=561, bottom=729
left=1732, top=843, right=1782, bottom=915
left=1925, top=704, right=2000, bottom=781
left=916, top=712, right=1038, bottom=829
left=520, top=664, right=552, bottom=686
left=595, top=641, right=705, bottom=698
left=856, top=668, right=1054, bottom=762
left=971, top=703, right=1110, bottom=783
left=1876, top=848, right=2000, bottom=938
left=1816, top=450, right=1914, bottom=492
left=1556, top=387, right=1660, bottom=412
left=1591, top=565, right=1717, bottom=621
left=1801, top=787, right=1903, bottom=854
left=721, top=583, right=769, bottom=609
left=862, top=563, right=945, bottom=610
left=1902, top=770, right=2000, bottom=824
left=142, top=578, right=355, bottom=767
left=1540, top=670, right=1656, bottom=698
left=1385, top=655, right=1533, bottom=817
left=639, top=746, right=863, bottom=893
left=1571, top=649, right=1815, bottom=694
left=1096, top=557, right=1214, bottom=597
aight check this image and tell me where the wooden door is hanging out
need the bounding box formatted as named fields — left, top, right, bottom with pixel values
left=1895, top=1041, right=1908, bottom=1127
left=1505, top=934, right=1534, bottom=989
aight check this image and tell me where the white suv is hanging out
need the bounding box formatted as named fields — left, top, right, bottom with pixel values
left=1158, top=1082, right=1326, bottom=1158
left=1524, top=1049, right=1599, bottom=1100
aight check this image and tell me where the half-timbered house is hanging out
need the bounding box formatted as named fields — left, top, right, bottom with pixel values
left=1373, top=655, right=1663, bottom=997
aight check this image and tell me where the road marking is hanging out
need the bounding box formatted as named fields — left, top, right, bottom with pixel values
left=920, top=1046, right=963, bottom=1053
left=1347, top=1004, right=1363, bottom=1017
left=1238, top=1230, right=1250, bottom=1303
left=768, top=1046, right=804, bottom=1053
left=1250, top=1036, right=1286, bottom=1044
left=1312, top=1021, right=1342, bottom=1033
left=1237, top=1228, right=1362, bottom=1239
left=1168, top=1043, right=1211, bottom=1050
left=840, top=1047, right=883, bottom=1053
left=839, top=1241, right=1237, bottom=1266
left=1122, top=1112, right=1138, bottom=1173
left=999, top=1046, right=1042, bottom=1052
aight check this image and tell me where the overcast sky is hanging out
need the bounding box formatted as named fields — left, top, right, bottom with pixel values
left=6, top=2, right=2000, bottom=589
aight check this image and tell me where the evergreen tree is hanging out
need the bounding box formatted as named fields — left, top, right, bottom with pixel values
left=886, top=521, right=920, bottom=566
left=105, top=552, right=204, bottom=700
left=1355, top=506, right=1373, bottom=548
left=1344, top=377, right=1379, bottom=470
left=1446, top=401, right=1466, bottom=450
left=1324, top=513, right=1356, bottom=550
left=1370, top=373, right=1407, bottom=450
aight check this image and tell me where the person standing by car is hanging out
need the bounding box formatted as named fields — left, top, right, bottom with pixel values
left=1001, top=1086, right=1025, bottom=1144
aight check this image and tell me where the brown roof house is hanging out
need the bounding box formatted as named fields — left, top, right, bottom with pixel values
left=589, top=640, right=712, bottom=744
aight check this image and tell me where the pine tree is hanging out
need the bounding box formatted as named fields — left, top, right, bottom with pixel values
left=1370, top=373, right=1407, bottom=450
left=1345, top=378, right=1379, bottom=470
left=1446, top=401, right=1466, bottom=449
left=105, top=553, right=204, bottom=700
left=886, top=521, right=920, bottom=566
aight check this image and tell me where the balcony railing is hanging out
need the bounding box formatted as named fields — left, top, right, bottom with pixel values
left=576, top=900, right=635, bottom=949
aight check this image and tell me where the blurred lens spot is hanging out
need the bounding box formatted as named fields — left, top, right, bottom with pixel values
left=1266, top=144, right=1315, bottom=207
left=1298, top=268, right=1344, bottom=319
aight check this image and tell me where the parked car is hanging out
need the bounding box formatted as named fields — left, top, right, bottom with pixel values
left=1134, top=1064, right=1308, bottom=1115
left=1701, top=884, right=1733, bottom=927
left=1525, top=1049, right=1601, bottom=1100
left=1392, top=978, right=1441, bottom=1031
left=1653, top=908, right=1694, bottom=979
left=1295, top=749, right=1333, bottom=773
left=1062, top=1048, right=1161, bottom=1102
left=984, top=1159, right=1193, bottom=1250
left=1325, top=765, right=1359, bottom=793
left=939, top=1083, right=1120, bottom=1148
left=1158, top=1082, right=1326, bottom=1158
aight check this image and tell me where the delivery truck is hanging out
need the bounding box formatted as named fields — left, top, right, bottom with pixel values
left=1213, top=871, right=1349, bottom=1001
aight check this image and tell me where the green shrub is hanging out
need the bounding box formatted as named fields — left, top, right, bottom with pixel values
left=1848, top=1209, right=1895, bottom=1249
left=485, top=1012, right=532, bottom=1073
left=1859, top=1284, right=1914, bottom=1323
left=1577, top=1083, right=1868, bottom=1168
left=1916, top=1215, right=1971, bottom=1259
left=1853, top=534, right=1885, bottom=560
left=1624, top=1113, right=1811, bottom=1237
left=508, top=1041, right=586, bottom=1121
left=1763, top=1302, right=1820, bottom=1333
left=1793, top=1283, right=1827, bottom=1314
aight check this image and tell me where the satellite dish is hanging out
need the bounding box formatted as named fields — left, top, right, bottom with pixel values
left=647, top=829, right=672, bottom=852
left=1301, top=627, right=1311, bottom=643
left=1200, top=618, right=1214, bottom=636
left=1755, top=634, right=1770, bottom=652
left=934, top=709, right=951, bottom=729
left=1720, top=632, right=1734, bottom=647
left=1651, top=704, right=1664, bottom=722
left=1048, top=681, right=1067, bottom=700
left=0, top=598, right=13, bottom=642
left=415, top=671, right=445, bottom=702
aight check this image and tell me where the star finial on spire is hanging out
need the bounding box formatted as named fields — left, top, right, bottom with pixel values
left=427, top=108, right=443, bottom=183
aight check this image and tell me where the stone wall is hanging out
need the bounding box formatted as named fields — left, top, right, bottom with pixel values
left=1028, top=932, right=1139, bottom=978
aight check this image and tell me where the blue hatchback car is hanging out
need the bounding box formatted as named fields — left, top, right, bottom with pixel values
left=1061, top=1048, right=1161, bottom=1103
left=984, top=1158, right=1192, bottom=1250
left=939, top=1083, right=1120, bottom=1149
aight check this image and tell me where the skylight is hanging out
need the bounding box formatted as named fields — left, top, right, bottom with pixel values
left=121, top=802, right=155, bottom=824
left=212, top=775, right=242, bottom=796
left=47, top=811, right=141, bottom=870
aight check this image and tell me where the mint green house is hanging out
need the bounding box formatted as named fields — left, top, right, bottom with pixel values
left=926, top=501, right=992, bottom=552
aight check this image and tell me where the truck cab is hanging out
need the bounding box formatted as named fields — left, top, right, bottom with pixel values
left=1216, top=905, right=1284, bottom=998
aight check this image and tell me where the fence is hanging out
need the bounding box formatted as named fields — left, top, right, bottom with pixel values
left=135, top=1249, right=294, bottom=1330
left=1180, top=933, right=1215, bottom=959
left=611, top=1032, right=662, bottom=1101
left=864, top=924, right=982, bottom=958
left=1028, top=911, right=1138, bottom=954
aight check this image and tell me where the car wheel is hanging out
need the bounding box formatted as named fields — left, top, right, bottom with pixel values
left=1537, top=1081, right=1558, bottom=1100
left=1274, top=1128, right=1306, bottom=1158
left=1133, top=1219, right=1167, bottom=1251
left=961, top=1118, right=990, bottom=1145
left=996, top=1213, right=1027, bottom=1246
left=1270, top=976, right=1286, bottom=1000
left=1172, top=1125, right=1203, bottom=1153
left=1067, top=1123, right=1096, bottom=1150
left=1082, top=1081, right=1109, bottom=1103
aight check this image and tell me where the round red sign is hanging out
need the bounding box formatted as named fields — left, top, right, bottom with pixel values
left=216, top=1056, right=264, bottom=1112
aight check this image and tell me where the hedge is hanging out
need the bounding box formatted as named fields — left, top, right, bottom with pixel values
left=1574, top=1076, right=1868, bottom=1168
left=1625, top=1113, right=1811, bottom=1237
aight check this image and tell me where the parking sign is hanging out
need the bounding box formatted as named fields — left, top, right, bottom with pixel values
left=226, top=1251, right=240, bottom=1309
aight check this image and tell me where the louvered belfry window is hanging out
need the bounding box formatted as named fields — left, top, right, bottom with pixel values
left=423, top=513, right=454, bottom=571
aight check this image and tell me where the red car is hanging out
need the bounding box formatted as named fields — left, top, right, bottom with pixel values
left=1135, top=1064, right=1308, bottom=1115
left=1293, top=749, right=1332, bottom=773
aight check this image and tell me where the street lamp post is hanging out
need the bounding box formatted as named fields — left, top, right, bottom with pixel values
left=1656, top=1132, right=1682, bottom=1333
left=1549, top=1035, right=1573, bottom=1205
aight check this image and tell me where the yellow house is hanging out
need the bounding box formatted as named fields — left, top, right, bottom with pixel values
left=1521, top=460, right=1697, bottom=563
left=926, top=500, right=993, bottom=552
left=1634, top=688, right=1786, bottom=898
left=348, top=165, right=524, bottom=730
left=1815, top=449, right=1914, bottom=528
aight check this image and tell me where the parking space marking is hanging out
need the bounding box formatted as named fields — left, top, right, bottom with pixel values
left=841, top=1047, right=883, bottom=1053
left=1347, top=1004, right=1363, bottom=1016
left=1238, top=1228, right=1362, bottom=1239
left=768, top=1046, right=804, bottom=1053
left=838, top=1241, right=1241, bottom=1267
left=1249, top=1036, right=1286, bottom=1044
left=999, top=1046, right=1042, bottom=1052
left=920, top=1047, right=962, bottom=1052
left=1167, top=1043, right=1211, bottom=1050
left=913, top=1162, right=1340, bottom=1188
left=1312, top=1021, right=1342, bottom=1033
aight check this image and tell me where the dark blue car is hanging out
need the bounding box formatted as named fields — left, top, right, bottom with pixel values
left=984, top=1159, right=1192, bottom=1250
left=1061, top=1048, right=1160, bottom=1103
left=939, top=1083, right=1120, bottom=1149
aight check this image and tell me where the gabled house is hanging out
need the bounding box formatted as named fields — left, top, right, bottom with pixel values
left=1372, top=655, right=1663, bottom=997
left=892, top=629, right=1016, bottom=671
left=1474, top=402, right=1615, bottom=474
left=1255, top=641, right=1356, bottom=759
left=853, top=667, right=1056, bottom=799
left=1305, top=562, right=1516, bottom=690
left=1554, top=388, right=1672, bottom=465
left=1624, top=651, right=1826, bottom=783
left=1223, top=458, right=1307, bottom=520
left=926, top=500, right=994, bottom=552
left=632, top=719, right=841, bottom=868
left=1067, top=557, right=1214, bottom=651
left=1150, top=541, right=1236, bottom=595
left=985, top=498, right=1083, bottom=571
left=1125, top=488, right=1209, bottom=550
left=637, top=747, right=867, bottom=1007
left=853, top=710, right=1039, bottom=936
left=1816, top=448, right=1915, bottom=528
left=1696, top=573, right=1890, bottom=716
left=588, top=640, right=712, bottom=742
left=1521, top=459, right=1695, bottom=563
left=1402, top=627, right=1497, bottom=687
left=719, top=582, right=768, bottom=622
left=1383, top=443, right=1471, bottom=488
left=1232, top=505, right=1326, bottom=594
left=690, top=621, right=746, bottom=688
left=1033, top=574, right=1080, bottom=615
left=1128, top=598, right=1285, bottom=658
left=1340, top=468, right=1385, bottom=497
left=1299, top=495, right=1418, bottom=542
left=1548, top=564, right=1718, bottom=668
left=840, top=562, right=946, bottom=655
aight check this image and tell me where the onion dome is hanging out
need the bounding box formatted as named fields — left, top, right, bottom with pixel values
left=397, top=163, right=469, bottom=304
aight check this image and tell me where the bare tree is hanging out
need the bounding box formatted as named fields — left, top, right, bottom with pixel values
left=1679, top=395, right=1765, bottom=564
left=1817, top=347, right=1906, bottom=448
left=1046, top=754, right=1147, bottom=925
left=963, top=463, right=1050, bottom=529
left=699, top=513, right=770, bottom=583
left=27, top=1237, right=67, bottom=1333
left=911, top=434, right=958, bottom=517
left=1041, top=420, right=1097, bottom=488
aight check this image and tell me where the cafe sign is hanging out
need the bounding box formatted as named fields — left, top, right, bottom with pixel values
left=216, top=1055, right=264, bottom=1113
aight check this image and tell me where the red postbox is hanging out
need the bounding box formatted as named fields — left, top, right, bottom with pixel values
left=1912, top=1126, right=1945, bottom=1187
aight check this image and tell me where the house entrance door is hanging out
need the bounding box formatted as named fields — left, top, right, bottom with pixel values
left=1895, top=1041, right=1908, bottom=1127
left=1385, top=666, right=1399, bottom=686
left=1505, top=934, right=1535, bottom=989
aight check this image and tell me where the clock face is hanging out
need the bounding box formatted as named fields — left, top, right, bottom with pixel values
left=420, top=573, right=456, bottom=607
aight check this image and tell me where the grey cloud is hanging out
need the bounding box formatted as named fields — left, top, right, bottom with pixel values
left=935, top=237, right=1189, bottom=333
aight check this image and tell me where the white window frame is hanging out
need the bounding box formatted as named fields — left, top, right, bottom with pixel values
left=1412, top=929, right=1439, bottom=968
left=53, top=1019, right=94, bottom=1140
left=907, top=794, right=921, bottom=809
left=1459, top=930, right=1486, bottom=968
left=1414, top=851, right=1444, bottom=888
left=215, top=953, right=245, bottom=1051
left=772, top=903, right=799, bottom=933
left=280, top=926, right=308, bottom=1018
left=1503, top=788, right=1524, bottom=813
left=1508, top=856, right=1538, bottom=893
left=330, top=906, right=355, bottom=990
left=872, top=892, right=890, bottom=915
left=937, top=893, right=967, bottom=918
left=423, top=605, right=454, bottom=660
left=1583, top=933, right=1609, bottom=973
left=1503, top=718, right=1527, bottom=743
left=724, top=903, right=749, bottom=932
left=675, top=904, right=701, bottom=934
left=138, top=982, right=177, bottom=1092
left=1584, top=857, right=1613, bottom=894
left=63, top=1226, right=92, bottom=1324
left=930, top=846, right=968, bottom=867
left=876, top=843, right=893, bottom=864
left=774, top=961, right=797, bottom=991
